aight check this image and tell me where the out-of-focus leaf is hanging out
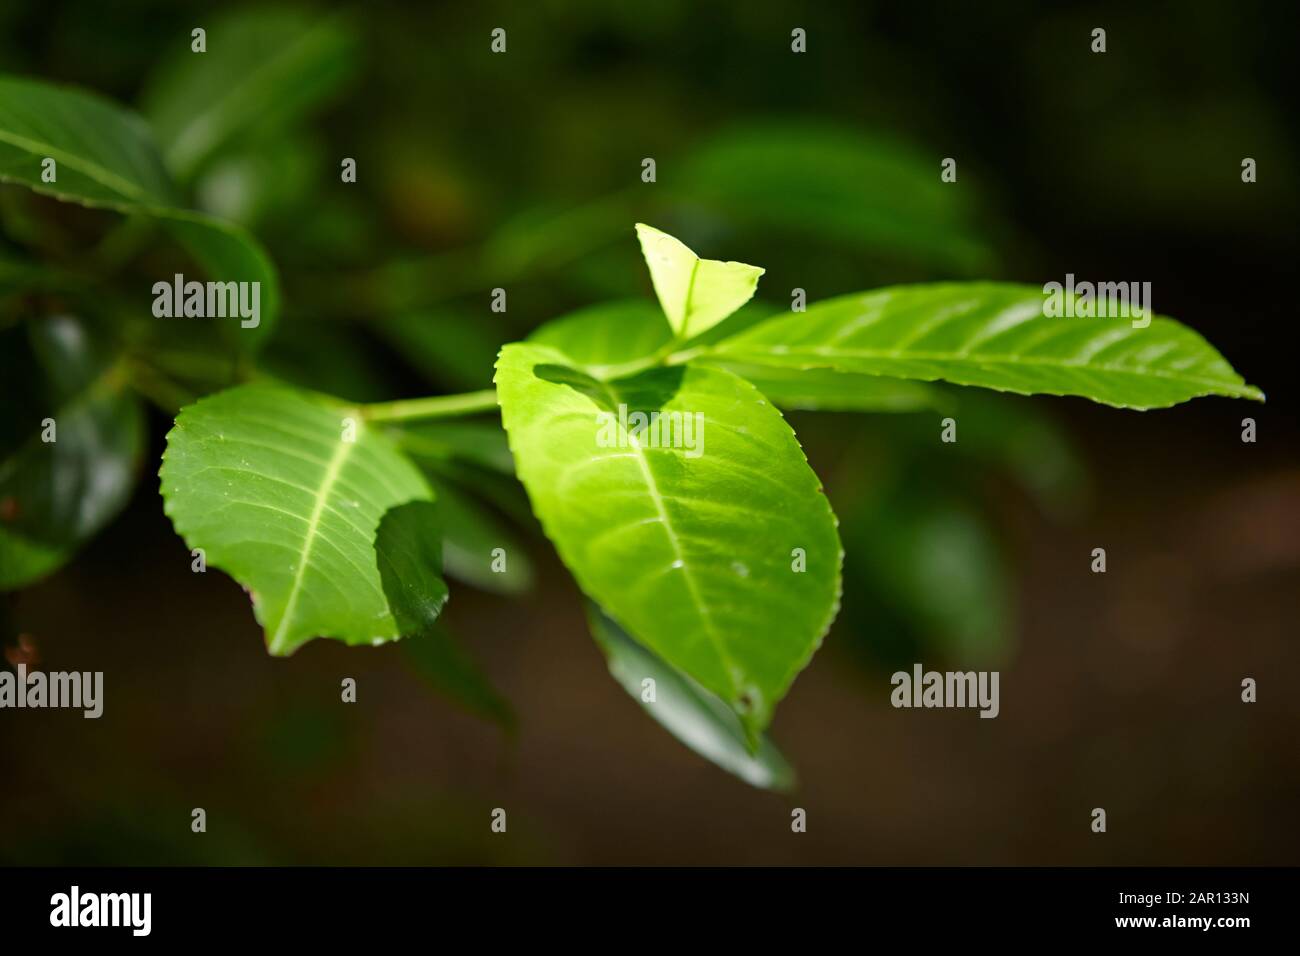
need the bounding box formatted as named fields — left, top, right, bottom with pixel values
left=410, top=452, right=535, bottom=528
left=929, top=387, right=1086, bottom=516
left=377, top=309, right=507, bottom=391
left=258, top=321, right=393, bottom=403
left=480, top=193, right=636, bottom=280
left=193, top=135, right=323, bottom=228
left=376, top=500, right=511, bottom=727
left=0, top=75, right=178, bottom=205
left=680, top=122, right=995, bottom=273
left=588, top=605, right=794, bottom=791
left=0, top=248, right=86, bottom=299
left=496, top=342, right=842, bottom=739
left=842, top=488, right=1012, bottom=664
left=0, top=315, right=144, bottom=589
left=160, top=383, right=432, bottom=655
left=162, top=217, right=281, bottom=350
left=141, top=8, right=357, bottom=181
left=423, top=477, right=533, bottom=595
left=635, top=223, right=764, bottom=339
left=391, top=422, right=514, bottom=475
left=399, top=621, right=516, bottom=731
left=713, top=283, right=1263, bottom=409
left=0, top=74, right=280, bottom=347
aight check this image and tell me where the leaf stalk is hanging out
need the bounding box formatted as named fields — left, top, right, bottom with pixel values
left=360, top=389, right=500, bottom=422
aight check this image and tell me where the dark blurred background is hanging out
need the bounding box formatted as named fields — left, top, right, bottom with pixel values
left=1, top=0, right=1297, bottom=864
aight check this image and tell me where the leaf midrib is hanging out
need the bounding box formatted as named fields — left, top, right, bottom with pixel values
left=679, top=256, right=701, bottom=337
left=596, top=378, right=738, bottom=698
left=0, top=129, right=153, bottom=203
left=166, top=18, right=340, bottom=172
left=719, top=343, right=1260, bottom=395
left=266, top=431, right=356, bottom=654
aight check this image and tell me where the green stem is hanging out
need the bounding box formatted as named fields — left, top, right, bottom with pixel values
left=666, top=344, right=708, bottom=366
left=361, top=389, right=499, bottom=423
left=360, top=338, right=702, bottom=425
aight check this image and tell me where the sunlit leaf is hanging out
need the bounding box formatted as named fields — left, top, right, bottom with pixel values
left=705, top=361, right=940, bottom=412
left=635, top=223, right=764, bottom=340
left=496, top=342, right=841, bottom=738
left=528, top=299, right=670, bottom=378
left=713, top=283, right=1263, bottom=409
left=525, top=299, right=931, bottom=416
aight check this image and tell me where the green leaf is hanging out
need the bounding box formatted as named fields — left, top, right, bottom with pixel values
left=377, top=309, right=507, bottom=392
left=399, top=623, right=516, bottom=731
left=258, top=320, right=393, bottom=403
left=588, top=606, right=794, bottom=790
left=0, top=74, right=280, bottom=345
left=160, top=383, right=433, bottom=655
left=0, top=316, right=144, bottom=589
left=495, top=342, right=842, bottom=737
left=0, top=247, right=85, bottom=297
left=634, top=223, right=764, bottom=341
left=679, top=122, right=996, bottom=274
left=141, top=8, right=357, bottom=181
left=373, top=500, right=449, bottom=632
left=525, top=299, right=786, bottom=387
left=423, top=477, right=534, bottom=595
left=844, top=489, right=1013, bottom=663
left=375, top=500, right=511, bottom=727
left=192, top=134, right=324, bottom=228
left=163, top=216, right=281, bottom=349
left=712, top=282, right=1263, bottom=410
left=528, top=299, right=671, bottom=378
left=392, top=422, right=515, bottom=475
left=0, top=75, right=178, bottom=205
left=707, top=361, right=940, bottom=412
left=526, top=296, right=927, bottom=412
left=925, top=389, right=1086, bottom=516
